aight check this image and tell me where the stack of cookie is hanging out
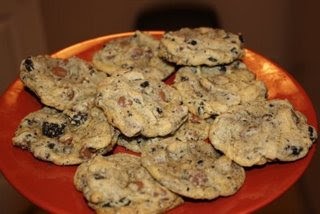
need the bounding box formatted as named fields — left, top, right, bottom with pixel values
left=13, top=27, right=317, bottom=214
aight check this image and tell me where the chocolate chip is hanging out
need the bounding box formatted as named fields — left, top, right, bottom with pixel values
left=42, top=122, right=65, bottom=138
left=218, top=65, right=227, bottom=72
left=102, top=202, right=112, bottom=208
left=156, top=107, right=163, bottom=114
left=23, top=57, right=34, bottom=72
left=285, top=145, right=303, bottom=156
left=93, top=173, right=105, bottom=180
left=140, top=81, right=149, bottom=88
left=69, top=112, right=88, bottom=126
left=239, top=33, right=245, bottom=43
left=45, top=153, right=51, bottom=159
left=180, top=76, right=189, bottom=81
left=26, top=118, right=36, bottom=126
left=133, top=98, right=141, bottom=104
left=308, top=126, right=316, bottom=141
left=262, top=114, right=273, bottom=121
left=197, top=101, right=205, bottom=115
left=188, top=40, right=197, bottom=45
left=136, top=138, right=144, bottom=144
left=197, top=160, right=204, bottom=164
left=119, top=197, right=131, bottom=206
left=210, top=113, right=219, bottom=120
left=127, top=110, right=133, bottom=117
left=47, top=143, right=55, bottom=149
left=208, top=57, right=217, bottom=62
left=230, top=47, right=238, bottom=55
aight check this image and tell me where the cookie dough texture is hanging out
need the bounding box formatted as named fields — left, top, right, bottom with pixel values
left=12, top=107, right=117, bottom=165
left=173, top=61, right=267, bottom=118
left=96, top=71, right=188, bottom=137
left=74, top=154, right=183, bottom=214
left=159, top=27, right=244, bottom=66
left=20, top=55, right=108, bottom=116
left=93, top=31, right=175, bottom=80
left=141, top=138, right=245, bottom=199
left=209, top=99, right=318, bottom=167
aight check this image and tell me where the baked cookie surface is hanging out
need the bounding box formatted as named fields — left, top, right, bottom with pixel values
left=173, top=61, right=267, bottom=118
left=74, top=154, right=183, bottom=214
left=209, top=99, right=318, bottom=167
left=117, top=113, right=212, bottom=153
left=159, top=27, right=244, bottom=66
left=93, top=31, right=175, bottom=80
left=174, top=113, right=213, bottom=142
left=12, top=107, right=117, bottom=165
left=141, top=138, right=245, bottom=199
left=96, top=71, right=188, bottom=137
left=20, top=55, right=109, bottom=116
left=117, top=135, right=161, bottom=153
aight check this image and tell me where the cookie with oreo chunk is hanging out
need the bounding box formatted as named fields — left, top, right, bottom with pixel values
left=12, top=107, right=118, bottom=165
left=96, top=71, right=188, bottom=137
left=159, top=27, right=244, bottom=66
left=173, top=61, right=267, bottom=119
left=20, top=55, right=109, bottom=118
left=93, top=31, right=175, bottom=81
left=141, top=138, right=245, bottom=199
left=74, top=154, right=183, bottom=213
left=209, top=99, right=318, bottom=167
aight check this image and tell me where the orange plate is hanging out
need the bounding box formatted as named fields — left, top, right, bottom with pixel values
left=0, top=32, right=318, bottom=214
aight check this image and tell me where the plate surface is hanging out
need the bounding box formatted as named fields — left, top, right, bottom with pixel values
left=0, top=32, right=318, bottom=214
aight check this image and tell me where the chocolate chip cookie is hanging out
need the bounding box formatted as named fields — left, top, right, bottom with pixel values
left=209, top=99, right=318, bottom=167
left=159, top=27, right=244, bottom=66
left=20, top=55, right=109, bottom=117
left=74, top=154, right=183, bottom=213
left=173, top=61, right=267, bottom=118
left=12, top=107, right=118, bottom=165
left=93, top=31, right=175, bottom=80
left=141, top=138, right=245, bottom=199
left=96, top=71, right=188, bottom=137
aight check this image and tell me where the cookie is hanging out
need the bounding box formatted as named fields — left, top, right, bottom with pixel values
left=173, top=61, right=267, bottom=118
left=74, top=154, right=183, bottom=214
left=117, top=135, right=162, bottom=153
left=117, top=113, right=211, bottom=153
left=174, top=113, right=213, bottom=142
left=12, top=107, right=118, bottom=165
left=92, top=31, right=175, bottom=80
left=209, top=99, right=318, bottom=167
left=141, top=138, right=245, bottom=199
left=20, top=55, right=109, bottom=117
left=159, top=27, right=244, bottom=66
left=96, top=71, right=188, bottom=137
